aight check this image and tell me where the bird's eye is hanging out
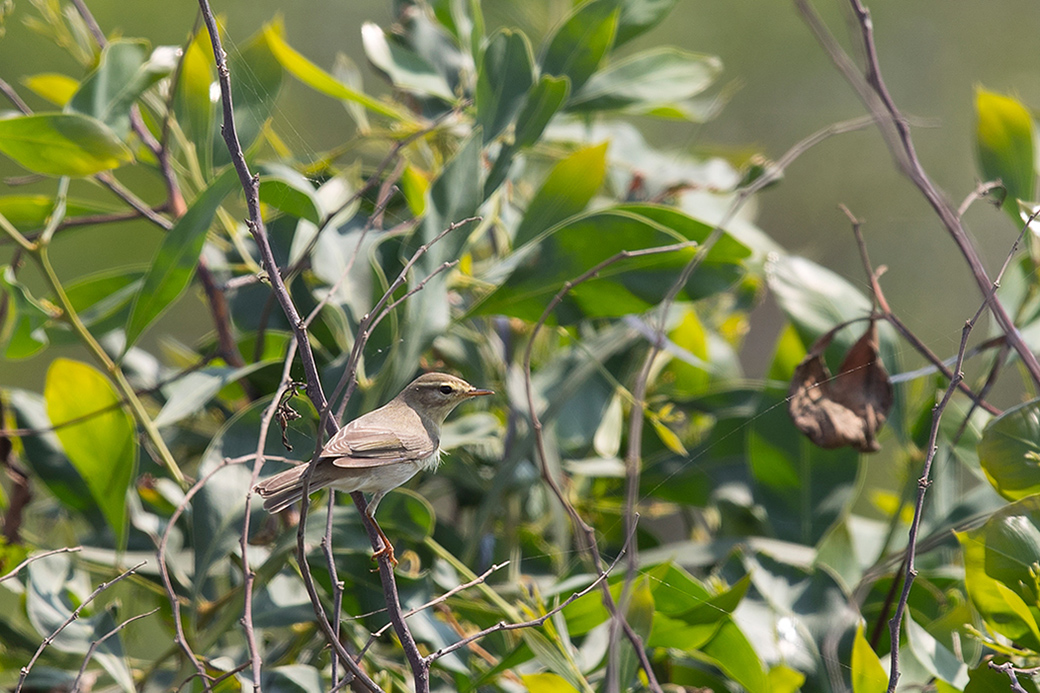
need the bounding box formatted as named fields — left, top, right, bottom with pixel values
left=439, top=385, right=454, bottom=395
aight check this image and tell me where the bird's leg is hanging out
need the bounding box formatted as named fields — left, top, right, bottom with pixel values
left=365, top=497, right=397, bottom=567
left=370, top=520, right=397, bottom=567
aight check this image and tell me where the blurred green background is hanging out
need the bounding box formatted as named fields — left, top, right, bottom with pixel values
left=2, top=0, right=1038, bottom=392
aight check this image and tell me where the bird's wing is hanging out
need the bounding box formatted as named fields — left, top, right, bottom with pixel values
left=321, top=418, right=434, bottom=468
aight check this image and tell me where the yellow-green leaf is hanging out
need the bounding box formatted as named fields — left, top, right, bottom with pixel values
left=22, top=73, right=80, bottom=106
left=976, top=87, right=1036, bottom=213
left=45, top=358, right=136, bottom=544
left=263, top=23, right=414, bottom=123
left=851, top=621, right=888, bottom=693
left=520, top=673, right=580, bottom=693
left=0, top=112, right=132, bottom=177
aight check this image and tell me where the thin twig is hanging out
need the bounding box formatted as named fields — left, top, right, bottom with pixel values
left=425, top=553, right=621, bottom=662
left=71, top=608, right=159, bottom=693
left=361, top=561, right=511, bottom=653
left=15, top=563, right=145, bottom=693
left=0, top=77, right=32, bottom=115
left=156, top=457, right=243, bottom=691
left=0, top=547, right=82, bottom=583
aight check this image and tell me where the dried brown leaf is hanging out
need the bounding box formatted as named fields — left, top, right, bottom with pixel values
left=788, top=321, right=893, bottom=452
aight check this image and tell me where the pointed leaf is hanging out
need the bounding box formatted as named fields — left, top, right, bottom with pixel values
left=476, top=29, right=533, bottom=141
left=976, top=87, right=1035, bottom=213
left=22, top=72, right=79, bottom=106
left=44, top=358, right=136, bottom=543
left=124, top=168, right=238, bottom=348
left=263, top=23, right=413, bottom=122
left=173, top=27, right=216, bottom=161
left=361, top=22, right=454, bottom=100
left=0, top=113, right=132, bottom=176
left=615, top=0, right=680, bottom=46
left=570, top=48, right=721, bottom=118
left=852, top=621, right=888, bottom=693
left=541, top=0, right=619, bottom=93
left=514, top=142, right=608, bottom=247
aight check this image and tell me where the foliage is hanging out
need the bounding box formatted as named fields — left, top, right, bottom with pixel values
left=1, top=0, right=1040, bottom=692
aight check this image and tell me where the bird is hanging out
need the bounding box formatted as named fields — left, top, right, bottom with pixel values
left=254, top=372, right=493, bottom=565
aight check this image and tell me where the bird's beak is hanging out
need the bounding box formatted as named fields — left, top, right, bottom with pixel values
left=466, top=388, right=494, bottom=398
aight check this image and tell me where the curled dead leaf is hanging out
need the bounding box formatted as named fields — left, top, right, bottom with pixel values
left=788, top=321, right=893, bottom=452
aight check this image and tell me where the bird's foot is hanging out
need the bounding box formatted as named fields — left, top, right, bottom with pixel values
left=371, top=542, right=397, bottom=569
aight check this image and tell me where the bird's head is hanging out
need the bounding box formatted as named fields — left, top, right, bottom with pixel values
left=399, top=372, right=493, bottom=424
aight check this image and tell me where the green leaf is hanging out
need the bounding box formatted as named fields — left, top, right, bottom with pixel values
left=173, top=27, right=215, bottom=167
left=958, top=495, right=1040, bottom=650
left=400, top=133, right=483, bottom=374
left=0, top=266, right=55, bottom=359
left=68, top=40, right=174, bottom=138
left=975, top=87, right=1035, bottom=213
left=62, top=268, right=145, bottom=330
left=476, top=204, right=749, bottom=322
left=486, top=74, right=570, bottom=193
left=154, top=362, right=271, bottom=427
left=44, top=358, right=136, bottom=544
left=263, top=23, right=413, bottom=122
left=0, top=113, right=132, bottom=176
left=476, top=29, right=534, bottom=142
left=22, top=72, right=79, bottom=106
left=978, top=398, right=1040, bottom=500
left=0, top=195, right=120, bottom=232
left=259, top=163, right=321, bottom=224
left=514, top=142, right=608, bottom=247
left=905, top=610, right=968, bottom=689
left=615, top=0, right=680, bottom=47
left=699, top=619, right=769, bottom=693
left=851, top=621, right=888, bottom=693
left=124, top=168, right=239, bottom=349
left=361, top=22, right=454, bottom=100
left=569, top=48, right=721, bottom=120
left=541, top=0, right=619, bottom=93
left=747, top=385, right=858, bottom=546
left=515, top=76, right=571, bottom=150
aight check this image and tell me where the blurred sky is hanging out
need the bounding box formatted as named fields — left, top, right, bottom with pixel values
left=1, top=0, right=1039, bottom=392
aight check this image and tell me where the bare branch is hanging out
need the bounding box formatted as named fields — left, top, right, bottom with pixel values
left=71, top=609, right=159, bottom=693
left=0, top=547, right=82, bottom=584
left=16, top=563, right=145, bottom=693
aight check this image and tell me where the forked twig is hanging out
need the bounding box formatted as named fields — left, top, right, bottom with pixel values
left=16, top=563, right=145, bottom=693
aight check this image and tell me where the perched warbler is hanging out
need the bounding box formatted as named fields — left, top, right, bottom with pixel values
left=254, top=372, right=493, bottom=564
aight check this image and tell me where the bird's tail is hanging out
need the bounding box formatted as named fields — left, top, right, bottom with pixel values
left=254, top=463, right=328, bottom=513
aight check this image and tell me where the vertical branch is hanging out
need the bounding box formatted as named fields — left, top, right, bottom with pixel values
left=195, top=2, right=433, bottom=688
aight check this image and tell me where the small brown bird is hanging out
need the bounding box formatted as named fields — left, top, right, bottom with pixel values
left=254, top=372, right=493, bottom=564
